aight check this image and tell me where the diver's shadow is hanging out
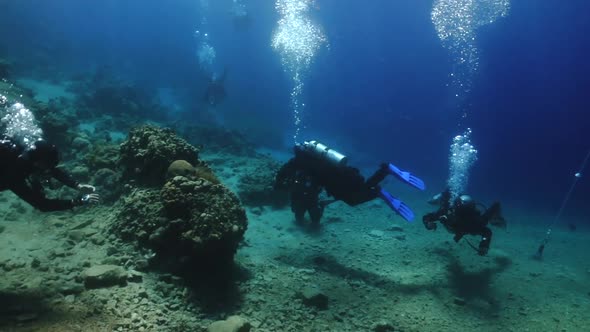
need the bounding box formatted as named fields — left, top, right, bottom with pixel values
left=0, top=289, right=61, bottom=328
left=276, top=253, right=440, bottom=296
left=150, top=258, right=252, bottom=314
left=438, top=247, right=512, bottom=314
left=0, top=290, right=48, bottom=316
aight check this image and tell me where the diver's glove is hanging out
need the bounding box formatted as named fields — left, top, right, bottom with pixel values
left=73, top=193, right=100, bottom=207
left=422, top=214, right=438, bottom=230
left=77, top=184, right=96, bottom=194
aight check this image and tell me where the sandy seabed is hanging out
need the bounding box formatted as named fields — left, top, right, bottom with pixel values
left=1, top=151, right=588, bottom=332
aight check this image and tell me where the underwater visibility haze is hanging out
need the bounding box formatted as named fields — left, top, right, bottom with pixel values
left=0, top=0, right=589, bottom=331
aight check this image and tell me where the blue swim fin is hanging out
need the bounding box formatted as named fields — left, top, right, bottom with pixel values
left=387, top=163, right=425, bottom=191
left=379, top=189, right=415, bottom=222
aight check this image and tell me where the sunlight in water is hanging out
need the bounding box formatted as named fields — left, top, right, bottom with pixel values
left=432, top=0, right=510, bottom=101
left=271, top=0, right=327, bottom=142
left=447, top=128, right=478, bottom=200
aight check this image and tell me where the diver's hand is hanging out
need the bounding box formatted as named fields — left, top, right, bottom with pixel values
left=74, top=193, right=100, bottom=207
left=77, top=184, right=96, bottom=194
left=424, top=221, right=437, bottom=230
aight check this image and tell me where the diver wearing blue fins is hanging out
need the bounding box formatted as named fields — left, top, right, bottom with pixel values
left=274, top=140, right=425, bottom=226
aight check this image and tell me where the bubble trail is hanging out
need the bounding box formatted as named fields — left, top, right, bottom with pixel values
left=432, top=0, right=510, bottom=103
left=272, top=0, right=327, bottom=142
left=1, top=97, right=43, bottom=149
left=447, top=128, right=478, bottom=200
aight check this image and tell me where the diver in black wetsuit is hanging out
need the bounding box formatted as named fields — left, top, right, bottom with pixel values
left=274, top=140, right=425, bottom=225
left=204, top=68, right=227, bottom=107
left=0, top=137, right=99, bottom=212
left=274, top=158, right=326, bottom=225
left=423, top=190, right=506, bottom=256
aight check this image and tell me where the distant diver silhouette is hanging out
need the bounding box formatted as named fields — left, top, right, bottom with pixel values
left=204, top=68, right=227, bottom=107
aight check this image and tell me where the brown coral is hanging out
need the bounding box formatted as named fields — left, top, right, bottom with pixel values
left=119, top=125, right=199, bottom=186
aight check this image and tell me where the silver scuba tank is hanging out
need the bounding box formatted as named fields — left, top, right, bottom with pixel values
left=301, top=140, right=348, bottom=166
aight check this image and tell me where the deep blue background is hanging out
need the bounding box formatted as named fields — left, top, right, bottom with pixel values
left=0, top=0, right=588, bottom=221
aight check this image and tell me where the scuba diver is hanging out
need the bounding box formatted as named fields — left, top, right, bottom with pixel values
left=274, top=140, right=425, bottom=226
left=204, top=68, right=227, bottom=107
left=422, top=190, right=506, bottom=256
left=0, top=137, right=99, bottom=212
left=231, top=0, right=251, bottom=30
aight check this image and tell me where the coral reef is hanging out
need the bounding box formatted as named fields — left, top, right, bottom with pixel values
left=34, top=97, right=79, bottom=149
left=85, top=143, right=120, bottom=172
left=113, top=175, right=247, bottom=271
left=237, top=155, right=289, bottom=207
left=178, top=125, right=256, bottom=156
left=166, top=160, right=220, bottom=185
left=119, top=125, right=200, bottom=186
left=73, top=77, right=168, bottom=123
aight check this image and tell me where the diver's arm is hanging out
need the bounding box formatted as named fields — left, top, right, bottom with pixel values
left=51, top=167, right=79, bottom=189
left=10, top=182, right=78, bottom=212
left=274, top=159, right=297, bottom=190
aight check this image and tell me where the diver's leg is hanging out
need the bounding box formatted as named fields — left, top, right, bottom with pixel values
left=308, top=198, right=324, bottom=225
left=478, top=227, right=492, bottom=255
left=291, top=195, right=306, bottom=224
left=366, top=164, right=389, bottom=188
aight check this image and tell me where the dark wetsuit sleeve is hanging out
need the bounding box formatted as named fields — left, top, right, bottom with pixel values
left=274, top=159, right=297, bottom=190
left=10, top=182, right=75, bottom=212
left=51, top=167, right=79, bottom=189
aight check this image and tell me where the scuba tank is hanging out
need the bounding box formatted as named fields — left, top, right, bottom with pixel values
left=299, top=140, right=348, bottom=166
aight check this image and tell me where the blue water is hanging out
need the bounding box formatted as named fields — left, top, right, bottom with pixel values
left=0, top=0, right=588, bottom=221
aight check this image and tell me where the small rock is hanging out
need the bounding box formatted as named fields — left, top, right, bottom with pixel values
left=207, top=315, right=251, bottom=332
left=138, top=289, right=149, bottom=299
left=90, top=235, right=106, bottom=245
left=72, top=137, right=91, bottom=150
left=30, top=258, right=41, bottom=269
left=102, top=257, right=121, bottom=265
left=70, top=165, right=90, bottom=179
left=81, top=265, right=127, bottom=289
left=453, top=297, right=466, bottom=306
left=128, top=270, right=144, bottom=283
left=369, top=230, right=384, bottom=238
left=389, top=226, right=404, bottom=232
left=68, top=230, right=86, bottom=243
left=106, top=246, right=119, bottom=256
left=135, top=259, right=149, bottom=271
left=395, top=235, right=406, bottom=241
left=297, top=286, right=329, bottom=310
left=59, top=283, right=85, bottom=295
